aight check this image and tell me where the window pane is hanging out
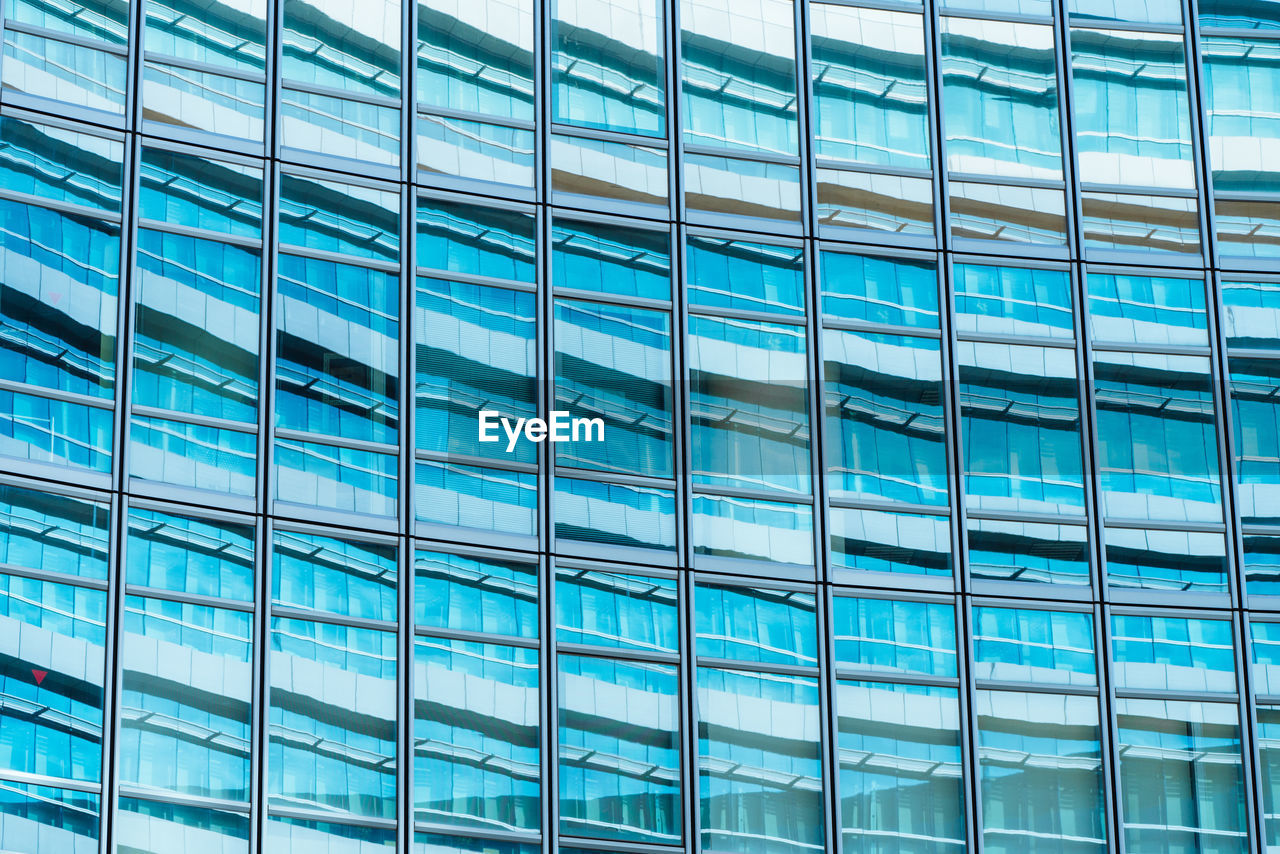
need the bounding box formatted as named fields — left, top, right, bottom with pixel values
left=126, top=507, right=253, bottom=600
left=279, top=174, right=399, bottom=263
left=1253, top=621, right=1280, bottom=694
left=145, top=0, right=266, bottom=70
left=690, top=316, right=810, bottom=495
left=1245, top=534, right=1280, bottom=598
left=1111, top=614, right=1236, bottom=693
left=414, top=638, right=540, bottom=832
left=553, top=219, right=671, bottom=301
left=417, top=551, right=538, bottom=639
left=553, top=134, right=669, bottom=209
left=0, top=574, right=105, bottom=782
left=941, top=19, right=1062, bottom=181
left=825, top=329, right=948, bottom=506
left=816, top=169, right=935, bottom=238
left=697, top=667, right=823, bottom=854
left=1200, top=0, right=1280, bottom=28
left=1116, top=699, right=1247, bottom=853
left=0, top=484, right=109, bottom=582
left=959, top=342, right=1084, bottom=515
left=119, top=597, right=252, bottom=800
left=415, top=459, right=538, bottom=537
left=558, top=656, right=680, bottom=843
left=1231, top=357, right=1280, bottom=526
left=554, top=299, right=673, bottom=477
left=554, top=477, right=677, bottom=552
left=281, top=0, right=400, bottom=98
left=417, top=0, right=535, bottom=120
left=556, top=567, right=677, bottom=652
left=967, top=518, right=1089, bottom=586
left=143, top=62, right=265, bottom=143
left=696, top=583, right=817, bottom=667
left=1105, top=526, right=1228, bottom=594
left=1069, top=0, right=1181, bottom=24
left=973, top=607, right=1095, bottom=686
left=139, top=148, right=264, bottom=239
left=1087, top=273, right=1207, bottom=348
left=273, top=530, right=396, bottom=622
left=1081, top=191, right=1201, bottom=256
left=266, top=816, right=394, bottom=852
left=130, top=415, right=255, bottom=496
left=838, top=682, right=964, bottom=854
left=2, top=31, right=127, bottom=114
left=949, top=180, right=1068, bottom=246
left=684, top=152, right=802, bottom=224
left=269, top=618, right=396, bottom=819
left=821, top=251, right=938, bottom=329
left=279, top=88, right=399, bottom=166
left=811, top=6, right=929, bottom=170
left=688, top=235, right=804, bottom=316
left=953, top=263, right=1073, bottom=340
left=0, top=116, right=123, bottom=213
left=116, top=798, right=249, bottom=854
left=552, top=0, right=665, bottom=137
left=0, top=783, right=98, bottom=854
left=0, top=390, right=113, bottom=473
left=273, top=437, right=397, bottom=517
left=1204, top=36, right=1280, bottom=193
left=831, top=597, right=957, bottom=678
left=416, top=198, right=535, bottom=282
left=691, top=494, right=814, bottom=567
left=1223, top=280, right=1280, bottom=351
left=417, top=114, right=536, bottom=188
left=1256, top=707, right=1280, bottom=853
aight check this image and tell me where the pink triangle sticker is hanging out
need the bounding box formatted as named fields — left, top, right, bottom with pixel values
left=31, top=669, right=47, bottom=686
left=48, top=293, right=61, bottom=305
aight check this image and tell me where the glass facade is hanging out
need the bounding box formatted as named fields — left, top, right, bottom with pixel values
left=0, top=0, right=1276, bottom=853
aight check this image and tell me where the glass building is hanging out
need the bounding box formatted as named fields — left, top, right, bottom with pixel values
left=0, top=0, right=1279, bottom=852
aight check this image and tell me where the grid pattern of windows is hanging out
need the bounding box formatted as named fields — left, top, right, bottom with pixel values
left=0, top=0, right=1278, bottom=853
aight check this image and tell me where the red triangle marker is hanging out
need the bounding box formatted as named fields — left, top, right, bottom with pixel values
left=31, top=669, right=47, bottom=686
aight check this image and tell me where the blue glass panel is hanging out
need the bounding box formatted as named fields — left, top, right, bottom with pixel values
left=554, top=477, right=676, bottom=552
left=267, top=815, right=395, bottom=852
left=133, top=229, right=260, bottom=423
left=552, top=219, right=669, bottom=301
left=126, top=507, right=253, bottom=600
left=130, top=416, right=255, bottom=496
left=273, top=438, right=397, bottom=517
left=269, top=618, right=396, bottom=818
left=417, top=114, right=536, bottom=188
left=416, top=198, right=536, bottom=282
left=8, top=0, right=128, bottom=44
left=415, top=459, right=537, bottom=537
left=414, top=637, right=540, bottom=831
left=554, top=299, right=673, bottom=477
left=0, top=783, right=98, bottom=854
left=0, top=484, right=108, bottom=581
left=139, top=148, right=264, bottom=239
left=414, top=834, right=537, bottom=854
left=1106, top=527, right=1228, bottom=594
left=119, top=596, right=252, bottom=800
left=687, top=235, right=804, bottom=316
left=1087, top=273, right=1207, bottom=347
left=2, top=32, right=127, bottom=114
left=696, top=583, right=817, bottom=667
left=145, top=0, right=267, bottom=71
left=279, top=174, right=399, bottom=263
left=143, top=62, right=266, bottom=143
left=691, top=494, right=814, bottom=567
left=554, top=134, right=669, bottom=208
left=281, top=0, right=400, bottom=98
left=117, top=798, right=249, bottom=854
left=0, top=574, right=105, bottom=782
left=684, top=152, right=803, bottom=223
left=0, top=198, right=118, bottom=398
left=1245, top=535, right=1280, bottom=597
left=1200, top=0, right=1280, bottom=29
left=273, top=530, right=396, bottom=622
left=967, top=518, right=1089, bottom=586
left=1081, top=191, right=1201, bottom=255
left=1070, top=0, right=1182, bottom=24
left=1251, top=620, right=1280, bottom=693
left=1224, top=280, right=1280, bottom=351
left=950, top=180, right=1068, bottom=246
left=973, top=607, right=1096, bottom=686
left=275, top=254, right=399, bottom=444
left=821, top=251, right=938, bottom=329
left=556, top=567, right=677, bottom=653
left=416, top=550, right=538, bottom=639
left=280, top=88, right=399, bottom=166
left=558, top=656, right=680, bottom=843
left=832, top=597, right=956, bottom=678
left=0, top=390, right=112, bottom=473
left=417, top=0, right=535, bottom=120
left=816, top=168, right=935, bottom=237
left=1217, top=200, right=1280, bottom=259
left=953, top=263, right=1073, bottom=339
left=1204, top=36, right=1280, bottom=192
left=0, top=116, right=122, bottom=212
left=829, top=507, right=952, bottom=578
left=1111, top=615, right=1236, bottom=693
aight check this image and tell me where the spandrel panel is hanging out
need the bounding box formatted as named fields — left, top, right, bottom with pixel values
left=555, top=478, right=677, bottom=555
left=691, top=494, right=814, bottom=567
left=821, top=250, right=938, bottom=330
left=1232, top=357, right=1280, bottom=526
left=116, top=798, right=249, bottom=854
left=1105, top=526, right=1228, bottom=594
left=551, top=218, right=671, bottom=302
left=1111, top=614, right=1236, bottom=694
left=130, top=415, right=255, bottom=496
left=143, top=62, right=266, bottom=144
left=1087, top=273, right=1208, bottom=348
left=967, top=518, right=1090, bottom=586
left=139, top=148, right=264, bottom=239
left=2, top=31, right=127, bottom=114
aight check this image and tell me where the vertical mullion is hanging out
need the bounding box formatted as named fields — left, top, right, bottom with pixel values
left=399, top=1, right=416, bottom=850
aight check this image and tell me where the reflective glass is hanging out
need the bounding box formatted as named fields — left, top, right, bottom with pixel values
left=414, top=835, right=538, bottom=854
left=811, top=6, right=929, bottom=170
left=417, top=0, right=535, bottom=119
left=684, top=152, right=803, bottom=224
left=273, top=437, right=397, bottom=517
left=280, top=88, right=399, bottom=166
left=0, top=116, right=123, bottom=212
left=0, top=484, right=109, bottom=581
left=552, top=0, right=665, bottom=137
left=144, top=0, right=267, bottom=70
left=1070, top=29, right=1194, bottom=189
left=139, top=148, right=264, bottom=238
left=687, top=235, right=804, bottom=316
left=554, top=299, right=672, bottom=477
left=0, top=574, right=105, bottom=782
left=281, top=0, right=400, bottom=98
left=831, top=596, right=957, bottom=678
left=1200, top=0, right=1280, bottom=28
left=825, top=329, right=947, bottom=506
left=959, top=342, right=1084, bottom=515
left=119, top=596, right=252, bottom=800
left=417, top=114, right=536, bottom=188
left=0, top=389, right=112, bottom=473
left=816, top=169, right=934, bottom=238
left=1093, top=352, right=1221, bottom=523
left=1216, top=200, right=1280, bottom=260
left=558, top=656, right=680, bottom=843
left=1255, top=707, right=1280, bottom=853
left=691, top=494, right=814, bottom=567
left=1116, top=699, right=1247, bottom=853
left=1253, top=621, right=1280, bottom=694
left=130, top=415, right=255, bottom=496
left=1246, top=535, right=1280, bottom=598
left=279, top=173, right=399, bottom=263
left=133, top=228, right=260, bottom=422
left=973, top=607, right=1096, bottom=686
left=414, top=637, right=540, bottom=831
left=1081, top=191, right=1201, bottom=256
left=0, top=198, right=118, bottom=398
left=2, top=31, right=127, bottom=114
left=1224, top=280, right=1280, bottom=351
left=696, top=583, right=817, bottom=667
left=116, top=798, right=249, bottom=854
left=679, top=0, right=798, bottom=156
left=556, top=567, right=677, bottom=652
left=415, top=459, right=538, bottom=537
left=1204, top=36, right=1280, bottom=193
left=266, top=815, right=395, bottom=852
left=1087, top=273, right=1207, bottom=348
left=554, top=477, right=677, bottom=552
left=269, top=617, right=396, bottom=819
left=0, top=782, right=98, bottom=854
left=143, top=62, right=266, bottom=143
left=126, top=507, right=253, bottom=600
left=1069, top=0, right=1181, bottom=24
left=837, top=681, right=964, bottom=854
left=953, top=263, right=1073, bottom=340
left=690, top=315, right=810, bottom=494
left=417, top=198, right=535, bottom=282
left=697, top=667, right=823, bottom=854
left=976, top=690, right=1105, bottom=854
left=1111, top=614, right=1236, bottom=694
left=416, top=278, right=536, bottom=463
left=1105, top=526, right=1228, bottom=594
left=273, top=530, right=396, bottom=622
left=275, top=254, right=399, bottom=444
left=552, top=134, right=669, bottom=209
left=417, top=550, right=538, bottom=639
left=821, top=251, right=938, bottom=329
left=552, top=218, right=670, bottom=301
left=829, top=506, right=952, bottom=578
left=967, top=518, right=1090, bottom=586
left=941, top=19, right=1062, bottom=181
left=8, top=0, right=128, bottom=43
left=949, top=181, right=1068, bottom=246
